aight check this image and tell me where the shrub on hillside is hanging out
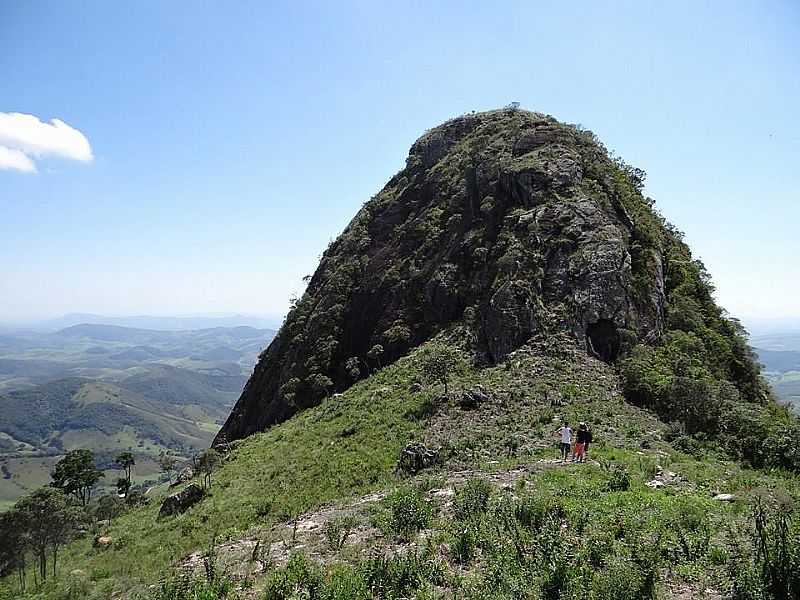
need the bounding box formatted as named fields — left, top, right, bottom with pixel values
left=730, top=494, right=800, bottom=600
left=323, top=515, right=358, bottom=551
left=453, top=478, right=493, bottom=521
left=263, top=553, right=322, bottom=600
left=144, top=576, right=236, bottom=600
left=379, top=487, right=433, bottom=541
left=605, top=464, right=631, bottom=492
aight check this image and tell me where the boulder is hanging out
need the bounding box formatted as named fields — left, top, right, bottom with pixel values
left=712, top=493, right=736, bottom=502
left=409, top=382, right=422, bottom=393
left=459, top=385, right=490, bottom=409
left=399, top=442, right=440, bottom=474
left=169, top=466, right=194, bottom=488
left=93, top=535, right=113, bottom=548
left=159, top=483, right=205, bottom=517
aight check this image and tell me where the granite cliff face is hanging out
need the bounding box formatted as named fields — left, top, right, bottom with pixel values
left=216, top=110, right=690, bottom=443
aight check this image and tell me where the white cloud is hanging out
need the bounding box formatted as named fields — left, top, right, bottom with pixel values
left=0, top=146, right=36, bottom=172
left=0, top=112, right=93, bottom=172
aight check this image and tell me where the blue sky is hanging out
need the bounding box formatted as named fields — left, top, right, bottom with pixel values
left=1, top=1, right=798, bottom=326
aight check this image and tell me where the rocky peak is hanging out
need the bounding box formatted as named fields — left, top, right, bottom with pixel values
left=216, top=109, right=673, bottom=444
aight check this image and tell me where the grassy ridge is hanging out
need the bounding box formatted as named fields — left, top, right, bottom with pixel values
left=0, top=353, right=429, bottom=598
left=3, top=337, right=799, bottom=599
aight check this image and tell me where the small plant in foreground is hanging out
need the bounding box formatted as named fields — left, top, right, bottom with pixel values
left=730, top=493, right=799, bottom=600
left=381, top=487, right=433, bottom=541
left=450, top=522, right=480, bottom=564
left=453, top=478, right=493, bottom=521
left=142, top=575, right=236, bottom=600
left=323, top=514, right=359, bottom=551
left=605, top=464, right=631, bottom=492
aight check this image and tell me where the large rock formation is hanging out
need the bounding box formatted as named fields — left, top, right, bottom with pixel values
left=214, top=109, right=723, bottom=443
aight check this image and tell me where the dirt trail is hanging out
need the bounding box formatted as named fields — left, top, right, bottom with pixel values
left=176, top=456, right=592, bottom=587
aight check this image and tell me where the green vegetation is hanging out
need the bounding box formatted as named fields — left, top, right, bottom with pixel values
left=114, top=451, right=135, bottom=497
left=375, top=486, right=433, bottom=541
left=2, top=110, right=799, bottom=599
left=51, top=449, right=104, bottom=506
left=0, top=350, right=430, bottom=598
left=419, top=342, right=463, bottom=395
left=1, top=335, right=798, bottom=600
left=1, top=488, right=83, bottom=587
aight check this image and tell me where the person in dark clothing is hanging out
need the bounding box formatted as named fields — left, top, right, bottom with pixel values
left=574, top=422, right=592, bottom=463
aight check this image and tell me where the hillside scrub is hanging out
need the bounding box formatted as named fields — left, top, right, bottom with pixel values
left=138, top=461, right=799, bottom=600
left=2, top=335, right=799, bottom=600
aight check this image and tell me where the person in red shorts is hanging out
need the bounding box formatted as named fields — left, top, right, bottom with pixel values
left=574, top=422, right=592, bottom=463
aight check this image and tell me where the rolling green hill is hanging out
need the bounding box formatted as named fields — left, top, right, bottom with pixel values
left=0, top=325, right=275, bottom=506
left=0, top=373, right=231, bottom=508
left=2, top=335, right=798, bottom=599
left=756, top=346, right=800, bottom=411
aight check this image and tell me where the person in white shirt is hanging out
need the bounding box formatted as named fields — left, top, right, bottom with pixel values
left=556, top=421, right=573, bottom=462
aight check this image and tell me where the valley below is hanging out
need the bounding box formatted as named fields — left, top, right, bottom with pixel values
left=0, top=323, right=274, bottom=508
left=753, top=331, right=800, bottom=412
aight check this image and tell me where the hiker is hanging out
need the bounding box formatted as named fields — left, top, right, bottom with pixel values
left=556, top=421, right=573, bottom=462
left=574, top=422, right=592, bottom=463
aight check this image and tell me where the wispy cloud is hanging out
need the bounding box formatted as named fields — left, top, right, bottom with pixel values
left=0, top=112, right=93, bottom=173
left=0, top=146, right=36, bottom=173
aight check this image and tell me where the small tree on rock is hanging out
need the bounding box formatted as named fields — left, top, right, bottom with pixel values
left=308, top=373, right=334, bottom=399
left=51, top=449, right=103, bottom=506
left=345, top=357, right=361, bottom=382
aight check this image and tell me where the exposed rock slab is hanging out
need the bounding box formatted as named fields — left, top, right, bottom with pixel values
left=159, top=483, right=204, bottom=517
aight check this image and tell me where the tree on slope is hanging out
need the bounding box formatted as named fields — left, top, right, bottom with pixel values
left=51, top=449, right=103, bottom=506
left=197, top=448, right=221, bottom=490
left=0, top=507, right=29, bottom=591
left=114, top=451, right=135, bottom=497
left=420, top=343, right=462, bottom=395
left=13, top=487, right=81, bottom=581
left=158, top=450, right=178, bottom=484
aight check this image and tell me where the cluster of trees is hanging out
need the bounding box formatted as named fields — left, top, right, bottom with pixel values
left=609, top=162, right=800, bottom=471
left=0, top=487, right=83, bottom=589
left=0, top=448, right=111, bottom=588
left=0, top=444, right=222, bottom=591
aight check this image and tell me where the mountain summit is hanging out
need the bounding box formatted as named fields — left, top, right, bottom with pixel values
left=217, top=109, right=761, bottom=444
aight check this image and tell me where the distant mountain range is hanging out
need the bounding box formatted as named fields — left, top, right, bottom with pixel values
left=0, top=323, right=275, bottom=507
left=1, top=312, right=282, bottom=332
left=0, top=323, right=276, bottom=390
left=754, top=331, right=800, bottom=413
